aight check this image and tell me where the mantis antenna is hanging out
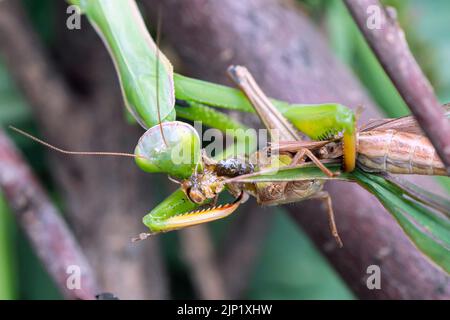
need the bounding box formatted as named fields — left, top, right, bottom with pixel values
left=9, top=126, right=150, bottom=162
left=155, top=5, right=168, bottom=147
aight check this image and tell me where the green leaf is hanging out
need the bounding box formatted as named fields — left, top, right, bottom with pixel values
left=229, top=163, right=350, bottom=183
left=382, top=174, right=450, bottom=217
left=353, top=170, right=450, bottom=274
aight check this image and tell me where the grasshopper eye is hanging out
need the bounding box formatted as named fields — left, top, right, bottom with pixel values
left=187, top=187, right=206, bottom=204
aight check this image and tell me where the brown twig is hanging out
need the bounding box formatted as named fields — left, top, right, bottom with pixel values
left=180, top=227, right=228, bottom=299
left=0, top=129, right=99, bottom=299
left=344, top=0, right=450, bottom=173
left=145, top=0, right=450, bottom=299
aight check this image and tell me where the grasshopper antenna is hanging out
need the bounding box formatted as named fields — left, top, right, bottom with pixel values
left=9, top=126, right=149, bottom=161
left=155, top=5, right=168, bottom=147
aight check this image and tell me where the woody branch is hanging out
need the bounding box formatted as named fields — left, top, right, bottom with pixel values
left=344, top=0, right=450, bottom=173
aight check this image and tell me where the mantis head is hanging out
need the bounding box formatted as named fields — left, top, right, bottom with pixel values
left=134, top=121, right=202, bottom=179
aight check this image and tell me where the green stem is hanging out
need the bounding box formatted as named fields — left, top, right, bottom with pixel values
left=0, top=193, right=17, bottom=299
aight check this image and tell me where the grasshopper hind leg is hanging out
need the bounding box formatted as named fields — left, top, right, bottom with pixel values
left=259, top=183, right=343, bottom=248
left=310, top=191, right=343, bottom=248
left=289, top=148, right=335, bottom=177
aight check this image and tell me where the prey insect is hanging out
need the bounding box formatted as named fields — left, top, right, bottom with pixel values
left=273, top=104, right=450, bottom=177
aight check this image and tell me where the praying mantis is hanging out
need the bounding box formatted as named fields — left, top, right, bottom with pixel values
left=135, top=65, right=357, bottom=248
left=18, top=0, right=448, bottom=273
left=134, top=65, right=449, bottom=249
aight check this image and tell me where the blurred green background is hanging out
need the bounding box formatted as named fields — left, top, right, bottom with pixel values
left=0, top=0, right=449, bottom=299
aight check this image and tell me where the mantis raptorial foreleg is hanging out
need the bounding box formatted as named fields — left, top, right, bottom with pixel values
left=138, top=188, right=244, bottom=236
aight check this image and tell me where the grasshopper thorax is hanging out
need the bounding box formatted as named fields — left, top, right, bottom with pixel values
left=215, top=158, right=255, bottom=177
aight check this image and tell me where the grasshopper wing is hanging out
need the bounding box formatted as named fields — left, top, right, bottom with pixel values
left=361, top=103, right=450, bottom=134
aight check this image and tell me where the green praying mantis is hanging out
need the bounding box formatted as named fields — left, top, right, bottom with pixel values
left=13, top=1, right=450, bottom=273
left=135, top=65, right=358, bottom=248
left=133, top=64, right=448, bottom=246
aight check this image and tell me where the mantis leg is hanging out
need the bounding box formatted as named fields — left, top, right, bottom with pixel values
left=175, top=100, right=250, bottom=134
left=139, top=189, right=244, bottom=238
left=177, top=99, right=258, bottom=161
